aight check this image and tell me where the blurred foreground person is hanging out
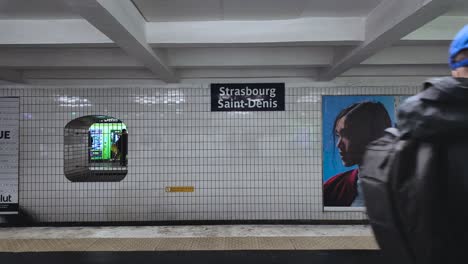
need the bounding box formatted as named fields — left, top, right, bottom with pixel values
left=361, top=25, right=468, bottom=264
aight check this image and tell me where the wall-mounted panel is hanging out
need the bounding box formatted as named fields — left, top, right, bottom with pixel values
left=0, top=85, right=418, bottom=223
left=0, top=97, right=19, bottom=215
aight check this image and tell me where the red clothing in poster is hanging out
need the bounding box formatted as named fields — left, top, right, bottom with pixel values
left=323, top=169, right=358, bottom=206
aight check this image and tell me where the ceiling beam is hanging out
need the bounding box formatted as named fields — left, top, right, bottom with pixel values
left=0, top=45, right=446, bottom=68
left=22, top=68, right=319, bottom=80
left=0, top=48, right=143, bottom=68
left=168, top=47, right=333, bottom=67
left=178, top=68, right=318, bottom=79
left=146, top=17, right=365, bottom=47
left=0, top=47, right=333, bottom=68
left=0, top=19, right=111, bottom=45
left=20, top=65, right=447, bottom=80
left=0, top=17, right=364, bottom=47
left=342, top=65, right=449, bottom=76
left=64, top=0, right=178, bottom=82
left=23, top=69, right=155, bottom=79
left=362, top=45, right=447, bottom=65
left=318, top=0, right=454, bottom=81
left=0, top=69, right=24, bottom=83
left=1, top=15, right=464, bottom=47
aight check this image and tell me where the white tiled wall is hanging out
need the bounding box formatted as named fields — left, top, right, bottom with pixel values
left=0, top=84, right=419, bottom=222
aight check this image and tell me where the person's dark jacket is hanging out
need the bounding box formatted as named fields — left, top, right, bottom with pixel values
left=390, top=77, right=468, bottom=263
left=398, top=77, right=468, bottom=139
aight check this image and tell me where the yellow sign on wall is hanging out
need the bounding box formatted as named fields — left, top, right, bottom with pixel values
left=165, top=186, right=195, bottom=193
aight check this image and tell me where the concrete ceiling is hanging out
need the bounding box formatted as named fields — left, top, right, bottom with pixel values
left=0, top=0, right=467, bottom=83
left=132, top=0, right=384, bottom=22
left=446, top=0, right=468, bottom=16
left=0, top=0, right=79, bottom=19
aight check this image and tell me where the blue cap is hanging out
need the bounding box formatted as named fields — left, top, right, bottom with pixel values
left=449, top=24, right=468, bottom=70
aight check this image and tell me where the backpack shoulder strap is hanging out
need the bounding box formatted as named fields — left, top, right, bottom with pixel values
left=385, top=127, right=400, bottom=138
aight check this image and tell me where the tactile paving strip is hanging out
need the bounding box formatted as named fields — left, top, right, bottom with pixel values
left=0, top=236, right=379, bottom=252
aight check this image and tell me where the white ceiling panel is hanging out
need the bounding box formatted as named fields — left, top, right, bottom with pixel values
left=301, top=0, right=383, bottom=17
left=132, top=0, right=223, bottom=22
left=133, top=0, right=384, bottom=22
left=222, top=0, right=305, bottom=20
left=445, top=0, right=468, bottom=16
left=0, top=0, right=78, bottom=19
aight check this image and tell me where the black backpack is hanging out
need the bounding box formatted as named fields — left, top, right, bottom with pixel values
left=360, top=128, right=446, bottom=264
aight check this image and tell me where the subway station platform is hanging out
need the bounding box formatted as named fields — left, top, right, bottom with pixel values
left=0, top=225, right=391, bottom=264
left=0, top=225, right=378, bottom=251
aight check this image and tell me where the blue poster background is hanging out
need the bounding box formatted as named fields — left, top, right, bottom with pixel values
left=322, top=96, right=397, bottom=182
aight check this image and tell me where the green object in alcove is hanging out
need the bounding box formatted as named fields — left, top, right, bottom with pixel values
left=89, top=122, right=126, bottom=161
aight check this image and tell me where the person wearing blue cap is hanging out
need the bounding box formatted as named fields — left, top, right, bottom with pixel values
left=449, top=25, right=468, bottom=78
left=361, top=25, right=468, bottom=264
left=449, top=24, right=468, bottom=78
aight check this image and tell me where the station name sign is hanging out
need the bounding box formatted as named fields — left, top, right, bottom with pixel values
left=211, top=83, right=285, bottom=112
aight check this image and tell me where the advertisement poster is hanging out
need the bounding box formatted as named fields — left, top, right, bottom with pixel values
left=0, top=97, right=19, bottom=214
left=322, top=95, right=399, bottom=211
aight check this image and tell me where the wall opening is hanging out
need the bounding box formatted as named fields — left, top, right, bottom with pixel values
left=64, top=115, right=128, bottom=182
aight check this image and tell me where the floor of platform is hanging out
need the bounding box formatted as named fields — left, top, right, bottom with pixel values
left=0, top=225, right=378, bottom=252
